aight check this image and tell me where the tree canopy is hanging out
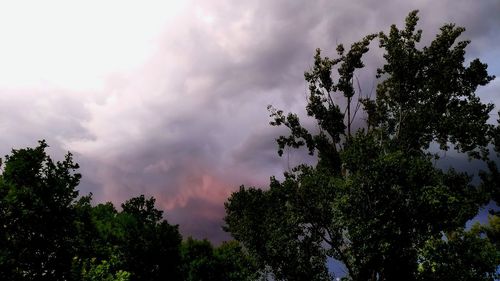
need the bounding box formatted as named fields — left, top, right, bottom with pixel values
left=0, top=141, right=255, bottom=281
left=0, top=140, right=81, bottom=281
left=225, top=10, right=500, bottom=281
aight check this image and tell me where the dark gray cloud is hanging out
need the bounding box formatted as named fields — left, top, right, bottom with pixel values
left=0, top=0, right=498, bottom=242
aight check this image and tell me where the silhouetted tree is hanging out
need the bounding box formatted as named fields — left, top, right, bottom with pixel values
left=225, top=11, right=499, bottom=281
left=0, top=141, right=81, bottom=281
left=117, top=195, right=182, bottom=281
left=180, top=238, right=259, bottom=281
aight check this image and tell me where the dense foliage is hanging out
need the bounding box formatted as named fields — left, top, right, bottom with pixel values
left=0, top=141, right=81, bottom=281
left=0, top=142, right=255, bottom=281
left=225, top=11, right=500, bottom=281
left=180, top=238, right=258, bottom=281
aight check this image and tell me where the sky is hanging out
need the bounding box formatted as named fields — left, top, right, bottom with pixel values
left=0, top=0, right=499, bottom=244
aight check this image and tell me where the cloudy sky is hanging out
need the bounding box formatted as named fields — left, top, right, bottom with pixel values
left=0, top=0, right=498, bottom=243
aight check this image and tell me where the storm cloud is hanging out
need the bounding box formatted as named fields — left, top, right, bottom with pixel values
left=0, top=0, right=498, bottom=242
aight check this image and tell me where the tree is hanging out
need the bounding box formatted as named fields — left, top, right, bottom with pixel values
left=0, top=140, right=81, bottom=281
left=180, top=238, right=219, bottom=281
left=117, top=195, right=182, bottom=281
left=417, top=221, right=499, bottom=281
left=225, top=180, right=332, bottom=281
left=225, top=11, right=498, bottom=281
left=70, top=195, right=184, bottom=281
left=480, top=113, right=500, bottom=215
left=79, top=256, right=131, bottom=281
left=0, top=141, right=249, bottom=281
left=71, top=195, right=183, bottom=281
left=71, top=199, right=129, bottom=281
left=180, top=238, right=259, bottom=281
left=214, top=240, right=260, bottom=281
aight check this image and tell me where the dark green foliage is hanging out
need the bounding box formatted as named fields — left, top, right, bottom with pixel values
left=0, top=141, right=81, bottom=281
left=73, top=195, right=184, bottom=281
left=181, top=238, right=219, bottom=281
left=225, top=11, right=499, bottom=281
left=417, top=224, right=500, bottom=281
left=225, top=180, right=332, bottom=281
left=79, top=256, right=131, bottom=281
left=117, top=195, right=182, bottom=281
left=0, top=142, right=185, bottom=281
left=375, top=10, right=494, bottom=156
left=480, top=113, right=500, bottom=213
left=482, top=215, right=500, bottom=250
left=180, top=238, right=259, bottom=281
left=0, top=140, right=256, bottom=281
left=215, top=240, right=260, bottom=281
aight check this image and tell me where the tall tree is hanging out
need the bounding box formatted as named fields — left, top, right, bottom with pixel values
left=117, top=195, right=182, bottom=281
left=72, top=195, right=184, bottom=281
left=0, top=141, right=81, bottom=281
left=225, top=11, right=498, bottom=281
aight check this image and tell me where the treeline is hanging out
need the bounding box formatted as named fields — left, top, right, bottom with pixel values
left=0, top=141, right=258, bottom=281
